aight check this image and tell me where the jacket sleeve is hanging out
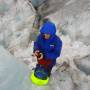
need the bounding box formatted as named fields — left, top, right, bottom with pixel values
left=33, top=35, right=41, bottom=52
left=45, top=38, right=62, bottom=60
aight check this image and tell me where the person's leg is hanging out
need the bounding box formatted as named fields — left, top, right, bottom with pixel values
left=34, top=64, right=49, bottom=79
left=47, top=65, right=53, bottom=76
left=47, top=61, right=56, bottom=76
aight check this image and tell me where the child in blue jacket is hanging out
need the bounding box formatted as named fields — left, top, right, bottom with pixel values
left=33, top=21, right=62, bottom=77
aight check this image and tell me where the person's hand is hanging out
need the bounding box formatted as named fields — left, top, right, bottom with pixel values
left=32, top=50, right=40, bottom=57
left=32, top=50, right=43, bottom=60
left=37, top=53, right=43, bottom=60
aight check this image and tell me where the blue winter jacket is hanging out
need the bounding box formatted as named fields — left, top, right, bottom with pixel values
left=34, top=21, right=62, bottom=66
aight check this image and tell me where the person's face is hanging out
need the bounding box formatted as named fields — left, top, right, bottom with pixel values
left=43, top=34, right=51, bottom=39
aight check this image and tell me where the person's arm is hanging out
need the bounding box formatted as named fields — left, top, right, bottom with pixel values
left=45, top=38, right=62, bottom=60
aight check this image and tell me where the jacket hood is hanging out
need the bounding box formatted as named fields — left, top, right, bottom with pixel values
left=40, top=21, right=56, bottom=36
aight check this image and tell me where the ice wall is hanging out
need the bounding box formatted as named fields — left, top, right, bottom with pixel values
left=0, top=0, right=35, bottom=50
left=0, top=45, right=31, bottom=90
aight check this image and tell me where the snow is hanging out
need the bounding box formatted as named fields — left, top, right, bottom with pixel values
left=0, top=0, right=90, bottom=90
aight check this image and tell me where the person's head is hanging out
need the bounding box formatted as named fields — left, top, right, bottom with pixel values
left=40, top=21, right=56, bottom=40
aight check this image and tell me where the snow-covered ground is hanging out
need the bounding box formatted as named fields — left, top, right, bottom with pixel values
left=0, top=0, right=90, bottom=90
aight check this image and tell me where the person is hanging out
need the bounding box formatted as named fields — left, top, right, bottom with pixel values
left=33, top=21, right=62, bottom=79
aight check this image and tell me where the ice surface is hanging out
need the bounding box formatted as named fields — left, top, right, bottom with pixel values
left=0, top=45, right=30, bottom=90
